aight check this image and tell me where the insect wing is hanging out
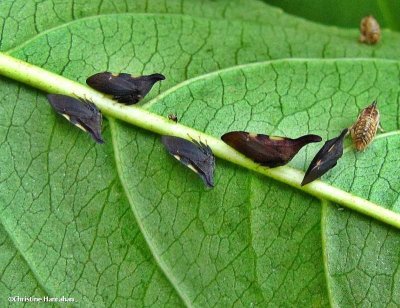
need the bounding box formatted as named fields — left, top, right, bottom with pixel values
left=187, top=139, right=215, bottom=186
left=301, top=128, right=348, bottom=186
left=86, top=72, right=137, bottom=96
left=47, top=94, right=104, bottom=144
left=360, top=15, right=380, bottom=44
left=221, top=131, right=321, bottom=167
left=221, top=132, right=283, bottom=166
left=161, top=136, right=215, bottom=187
left=130, top=73, right=165, bottom=97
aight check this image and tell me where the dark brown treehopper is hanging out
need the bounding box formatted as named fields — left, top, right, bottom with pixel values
left=168, top=113, right=178, bottom=123
left=221, top=131, right=322, bottom=167
left=46, top=94, right=104, bottom=144
left=301, top=128, right=349, bottom=186
left=161, top=136, right=215, bottom=188
left=86, top=72, right=165, bottom=105
left=350, top=100, right=380, bottom=151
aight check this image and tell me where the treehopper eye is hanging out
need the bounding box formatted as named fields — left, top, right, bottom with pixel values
left=221, top=131, right=322, bottom=167
left=86, top=72, right=165, bottom=105
left=161, top=135, right=215, bottom=188
left=46, top=94, right=104, bottom=144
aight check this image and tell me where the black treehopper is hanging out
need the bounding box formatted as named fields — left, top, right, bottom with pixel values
left=86, top=72, right=165, bottom=105
left=47, top=94, right=104, bottom=144
left=301, top=128, right=349, bottom=186
left=168, top=113, right=178, bottom=123
left=161, top=136, right=215, bottom=188
left=221, top=131, right=322, bottom=167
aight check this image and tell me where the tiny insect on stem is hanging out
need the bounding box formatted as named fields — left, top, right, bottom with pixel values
left=86, top=72, right=165, bottom=105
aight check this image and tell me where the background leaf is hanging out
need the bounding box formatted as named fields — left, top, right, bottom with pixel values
left=264, top=0, right=400, bottom=31
left=1, top=1, right=400, bottom=306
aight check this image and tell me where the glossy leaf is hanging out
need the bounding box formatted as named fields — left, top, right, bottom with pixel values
left=302, top=129, right=348, bottom=186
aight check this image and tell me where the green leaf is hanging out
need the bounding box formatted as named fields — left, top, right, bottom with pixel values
left=0, top=0, right=296, bottom=52
left=1, top=1, right=400, bottom=307
left=116, top=59, right=400, bottom=306
left=263, top=0, right=400, bottom=31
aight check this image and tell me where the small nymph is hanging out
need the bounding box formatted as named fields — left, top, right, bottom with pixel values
left=302, top=129, right=349, bottom=186
left=168, top=113, right=178, bottom=123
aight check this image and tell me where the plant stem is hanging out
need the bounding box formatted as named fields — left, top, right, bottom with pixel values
left=1, top=52, right=400, bottom=229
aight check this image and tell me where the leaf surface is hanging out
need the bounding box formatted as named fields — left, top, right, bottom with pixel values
left=1, top=2, right=400, bottom=307
left=264, top=0, right=400, bottom=31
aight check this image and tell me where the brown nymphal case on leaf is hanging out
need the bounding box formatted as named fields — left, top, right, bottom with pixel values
left=86, top=72, right=165, bottom=105
left=359, top=15, right=381, bottom=44
left=350, top=100, right=380, bottom=151
left=221, top=131, right=322, bottom=167
left=161, top=135, right=215, bottom=188
left=301, top=128, right=348, bottom=186
left=47, top=94, right=104, bottom=144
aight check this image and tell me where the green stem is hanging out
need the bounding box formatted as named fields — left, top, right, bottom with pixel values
left=1, top=52, right=400, bottom=229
